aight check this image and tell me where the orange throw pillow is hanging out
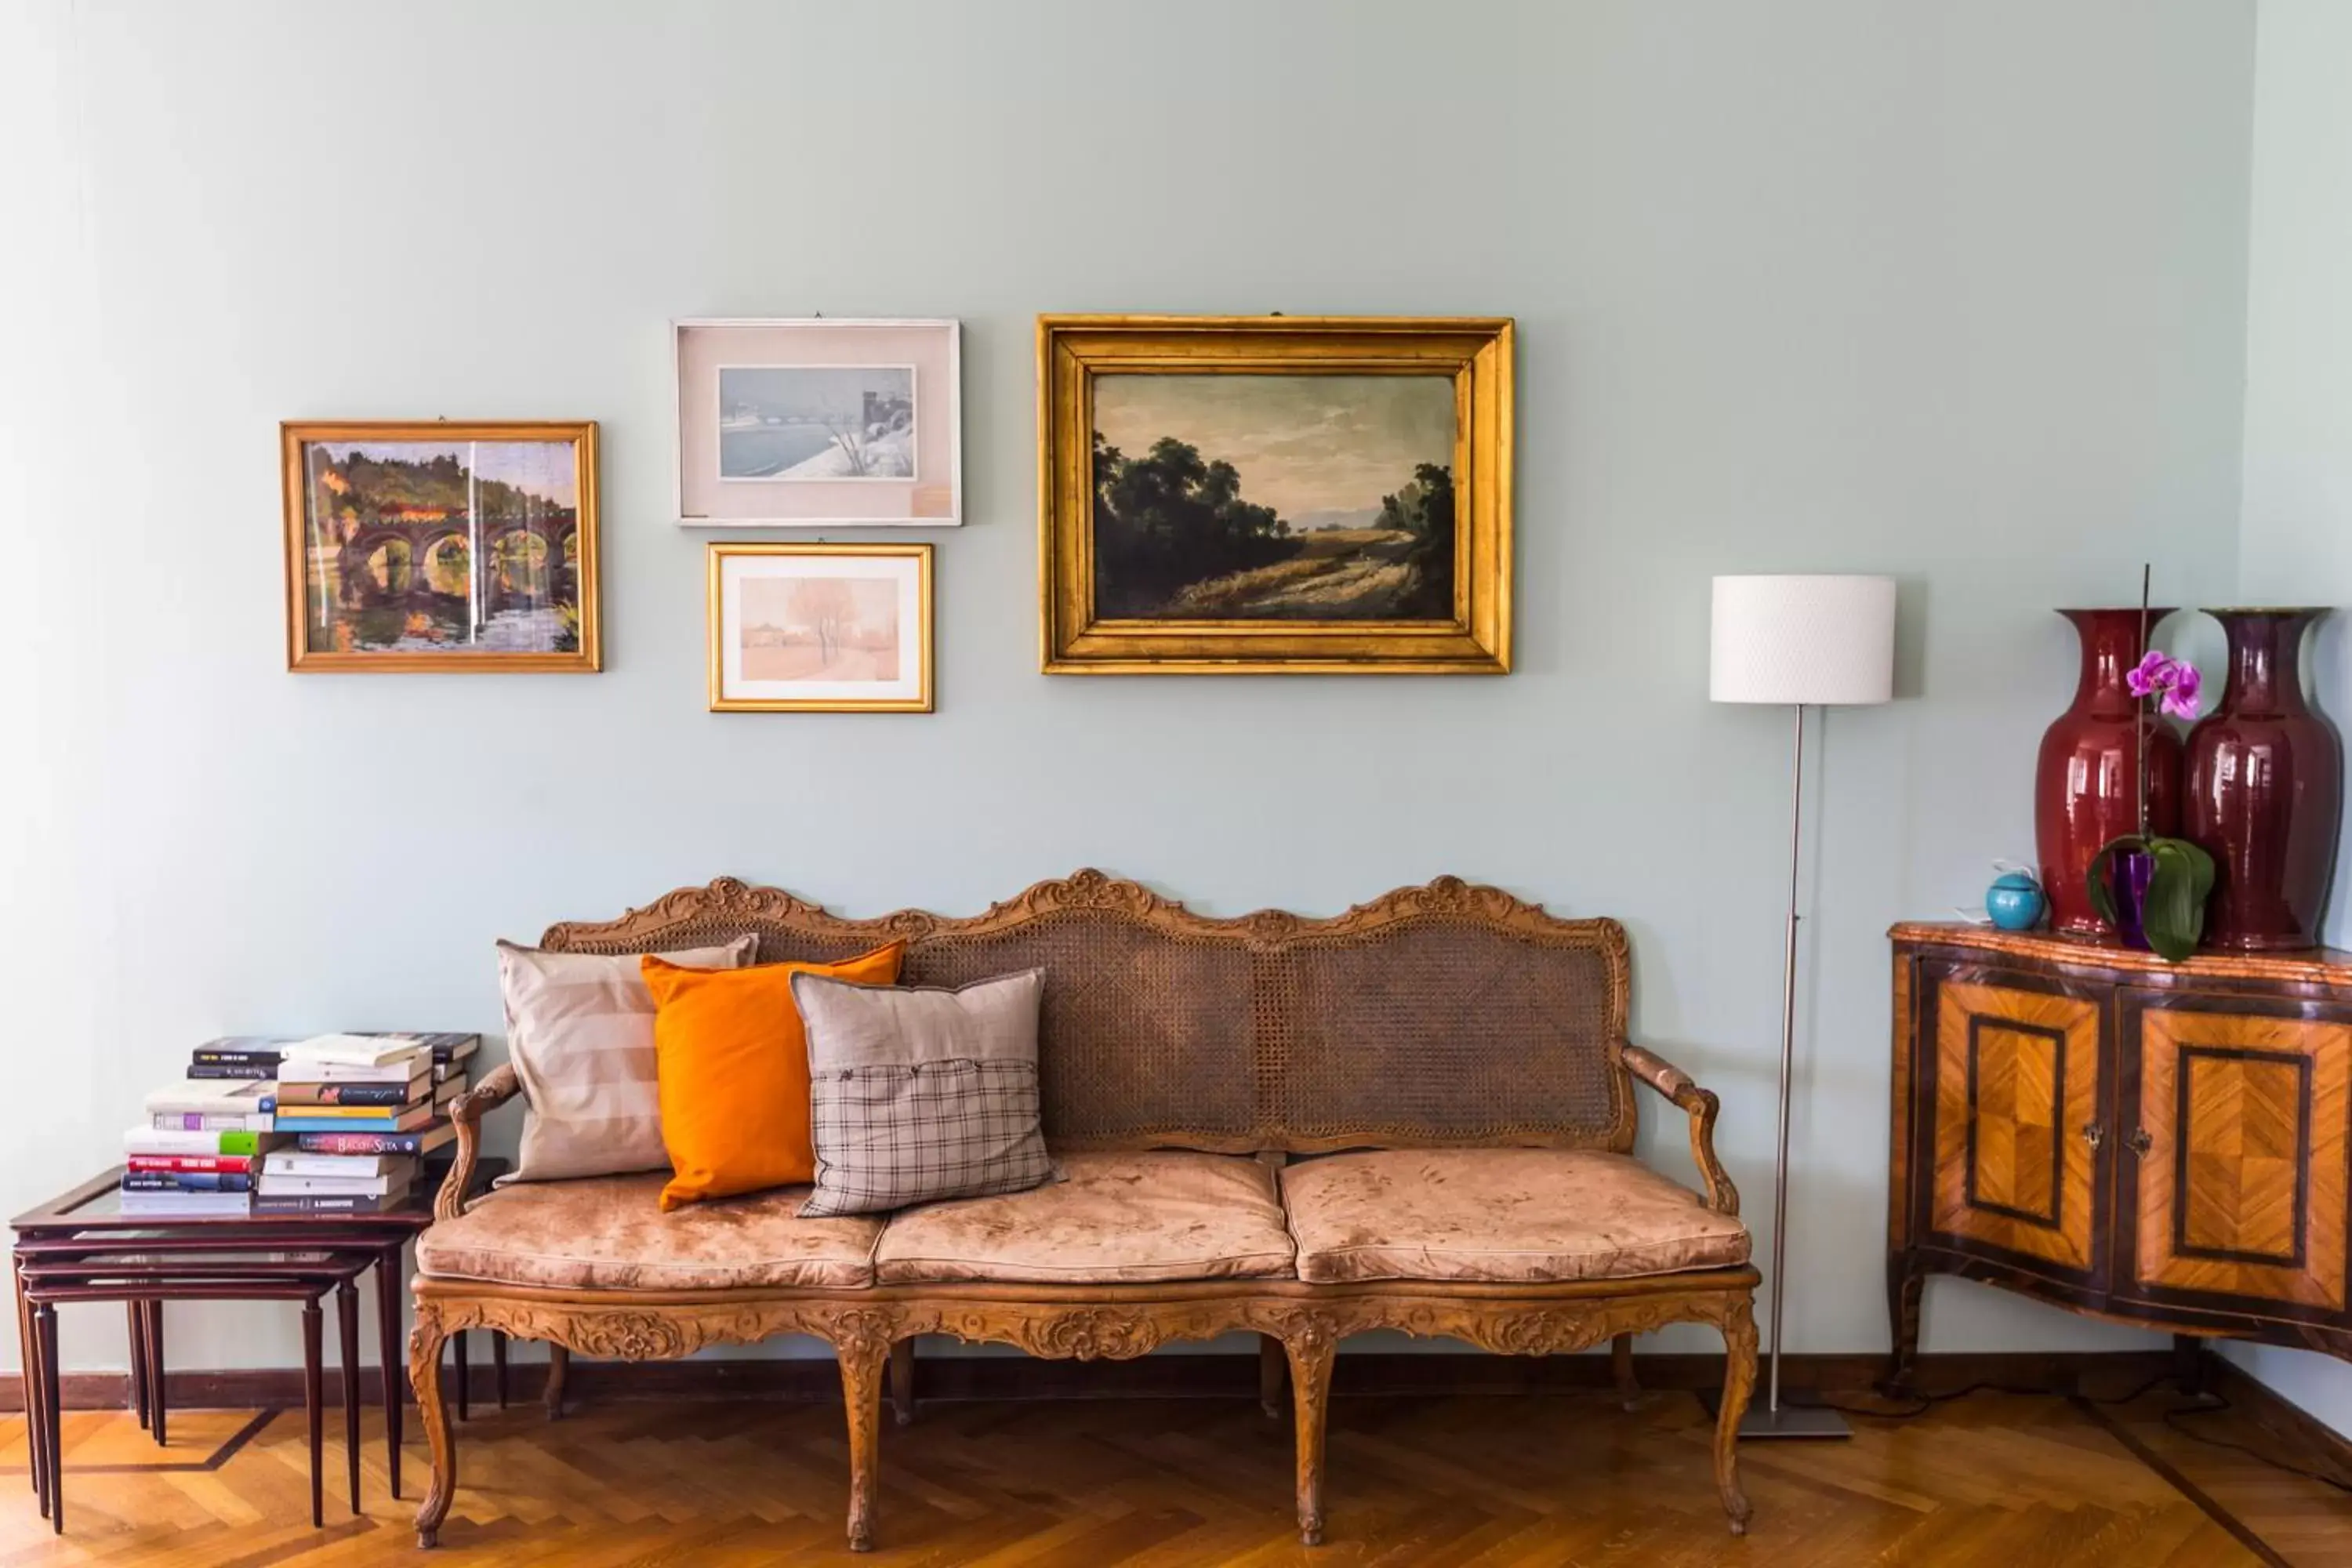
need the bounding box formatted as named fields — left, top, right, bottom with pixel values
left=642, top=942, right=904, bottom=1210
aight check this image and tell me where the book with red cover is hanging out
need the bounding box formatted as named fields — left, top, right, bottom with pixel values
left=125, top=1153, right=255, bottom=1174
left=291, top=1123, right=454, bottom=1157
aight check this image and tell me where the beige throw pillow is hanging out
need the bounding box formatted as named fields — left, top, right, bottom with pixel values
left=498, top=936, right=757, bottom=1182
left=790, top=968, right=1054, bottom=1218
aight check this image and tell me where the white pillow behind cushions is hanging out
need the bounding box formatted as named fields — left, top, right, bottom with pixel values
left=498, top=936, right=757, bottom=1182
left=791, top=967, right=1054, bottom=1218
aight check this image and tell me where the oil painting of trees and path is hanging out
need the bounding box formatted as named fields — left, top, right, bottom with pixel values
left=1089, top=374, right=1457, bottom=621
left=293, top=434, right=590, bottom=666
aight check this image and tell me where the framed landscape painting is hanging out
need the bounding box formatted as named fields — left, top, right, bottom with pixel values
left=675, top=318, right=960, bottom=526
left=707, top=543, right=933, bottom=712
left=1038, top=315, right=1512, bottom=674
left=281, top=421, right=600, bottom=672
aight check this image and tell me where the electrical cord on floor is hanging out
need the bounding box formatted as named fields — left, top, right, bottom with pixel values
left=1781, top=1373, right=2352, bottom=1497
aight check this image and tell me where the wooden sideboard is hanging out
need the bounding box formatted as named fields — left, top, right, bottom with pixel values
left=1886, top=923, right=2352, bottom=1391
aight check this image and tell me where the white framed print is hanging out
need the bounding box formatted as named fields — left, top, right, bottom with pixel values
left=674, top=318, right=960, bottom=526
left=707, top=543, right=934, bottom=713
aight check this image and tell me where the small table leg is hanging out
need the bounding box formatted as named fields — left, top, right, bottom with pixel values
left=36, top=1302, right=61, bottom=1535
left=16, top=1261, right=45, bottom=1507
left=303, top=1298, right=323, bottom=1529
left=338, top=1281, right=361, bottom=1515
left=492, top=1330, right=508, bottom=1409
left=127, top=1303, right=148, bottom=1431
left=376, top=1240, right=403, bottom=1500
left=453, top=1330, right=469, bottom=1422
left=145, top=1302, right=166, bottom=1448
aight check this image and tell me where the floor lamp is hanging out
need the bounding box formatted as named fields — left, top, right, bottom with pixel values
left=1709, top=574, right=1897, bottom=1439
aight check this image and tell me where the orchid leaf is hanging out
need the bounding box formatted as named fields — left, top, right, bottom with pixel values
left=2142, top=837, right=2215, bottom=963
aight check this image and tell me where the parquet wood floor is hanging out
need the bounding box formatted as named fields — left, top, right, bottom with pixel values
left=0, top=1383, right=2344, bottom=1566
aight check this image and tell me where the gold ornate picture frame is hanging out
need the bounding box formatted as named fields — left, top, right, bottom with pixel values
left=706, top=542, right=934, bottom=713
left=1038, top=315, right=1512, bottom=674
left=281, top=420, right=601, bottom=673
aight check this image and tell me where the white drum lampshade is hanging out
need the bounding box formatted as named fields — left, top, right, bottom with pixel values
left=1710, top=575, right=1897, bottom=706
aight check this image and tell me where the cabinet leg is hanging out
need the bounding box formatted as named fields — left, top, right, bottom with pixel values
left=1882, top=1254, right=1924, bottom=1397
left=2173, top=1334, right=2209, bottom=1398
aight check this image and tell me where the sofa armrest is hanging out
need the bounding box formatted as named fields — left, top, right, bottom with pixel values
left=434, top=1062, right=522, bottom=1221
left=1620, top=1043, right=1740, bottom=1217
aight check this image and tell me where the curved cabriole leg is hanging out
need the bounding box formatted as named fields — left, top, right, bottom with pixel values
left=409, top=1308, right=456, bottom=1549
left=888, top=1340, right=915, bottom=1428
left=1714, top=1298, right=1759, bottom=1536
left=1284, top=1331, right=1336, bottom=1546
left=834, top=1330, right=891, bottom=1552
left=544, top=1345, right=569, bottom=1420
left=1611, top=1333, right=1640, bottom=1411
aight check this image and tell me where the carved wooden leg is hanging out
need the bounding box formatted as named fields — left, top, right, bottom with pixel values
left=1258, top=1334, right=1286, bottom=1421
left=888, top=1339, right=915, bottom=1428
left=833, top=1329, right=891, bottom=1552
left=409, top=1308, right=456, bottom=1549
left=1284, top=1330, right=1336, bottom=1546
left=1611, top=1333, right=1639, bottom=1411
left=1713, top=1298, right=1759, bottom=1537
left=544, top=1345, right=569, bottom=1421
left=1882, top=1254, right=1924, bottom=1398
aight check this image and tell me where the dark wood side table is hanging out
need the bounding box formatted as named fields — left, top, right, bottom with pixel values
left=9, top=1160, right=510, bottom=1530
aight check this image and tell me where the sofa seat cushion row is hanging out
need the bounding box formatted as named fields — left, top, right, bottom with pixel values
left=419, top=1148, right=1740, bottom=1290
left=874, top=1150, right=1294, bottom=1284
left=1279, top=1148, right=1751, bottom=1285
left=416, top=1172, right=882, bottom=1292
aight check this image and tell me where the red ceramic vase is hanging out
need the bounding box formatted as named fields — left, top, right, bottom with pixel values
left=2035, top=608, right=2181, bottom=937
left=2185, top=608, right=2342, bottom=951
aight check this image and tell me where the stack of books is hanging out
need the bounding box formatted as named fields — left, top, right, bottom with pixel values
left=256, top=1034, right=468, bottom=1214
left=124, top=1052, right=285, bottom=1215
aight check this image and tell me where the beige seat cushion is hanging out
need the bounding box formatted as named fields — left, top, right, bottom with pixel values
left=416, top=1173, right=880, bottom=1291
left=874, top=1151, right=1296, bottom=1284
left=1280, top=1149, right=1751, bottom=1286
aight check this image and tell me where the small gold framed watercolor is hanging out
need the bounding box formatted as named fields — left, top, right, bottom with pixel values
left=706, top=543, right=934, bottom=713
left=281, top=420, right=601, bottom=672
left=1038, top=314, right=1512, bottom=674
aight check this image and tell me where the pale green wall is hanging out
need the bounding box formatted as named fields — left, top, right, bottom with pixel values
left=2223, top=0, right=2352, bottom=1438
left=0, top=0, right=2256, bottom=1380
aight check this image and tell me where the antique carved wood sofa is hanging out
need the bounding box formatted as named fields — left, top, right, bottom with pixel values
left=409, top=873, right=1757, bottom=1551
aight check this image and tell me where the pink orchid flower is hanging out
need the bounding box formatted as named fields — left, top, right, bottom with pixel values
left=2126, top=649, right=2202, bottom=721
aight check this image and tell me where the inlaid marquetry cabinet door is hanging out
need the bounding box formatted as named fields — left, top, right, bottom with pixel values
left=2123, top=996, right=2352, bottom=1314
left=1926, top=972, right=2110, bottom=1279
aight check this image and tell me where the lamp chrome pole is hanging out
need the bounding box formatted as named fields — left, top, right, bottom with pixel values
left=1738, top=702, right=1851, bottom=1439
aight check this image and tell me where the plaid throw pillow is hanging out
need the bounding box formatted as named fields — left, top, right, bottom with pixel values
left=790, top=968, right=1053, bottom=1218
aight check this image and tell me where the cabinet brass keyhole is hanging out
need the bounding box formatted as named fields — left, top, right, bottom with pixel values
left=2081, top=1123, right=2105, bottom=1149
left=2128, top=1128, right=2153, bottom=1156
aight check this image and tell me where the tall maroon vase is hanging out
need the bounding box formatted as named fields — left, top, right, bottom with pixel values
left=2185, top=608, right=2342, bottom=951
left=2036, top=608, right=2181, bottom=937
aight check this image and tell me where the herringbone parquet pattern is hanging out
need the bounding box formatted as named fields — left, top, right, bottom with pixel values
left=0, top=1385, right=2343, bottom=1565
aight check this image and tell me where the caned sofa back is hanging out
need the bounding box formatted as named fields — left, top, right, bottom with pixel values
left=541, top=872, right=1635, bottom=1155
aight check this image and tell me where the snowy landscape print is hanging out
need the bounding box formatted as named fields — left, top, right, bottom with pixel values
left=720, top=366, right=915, bottom=481
left=1090, top=374, right=1457, bottom=621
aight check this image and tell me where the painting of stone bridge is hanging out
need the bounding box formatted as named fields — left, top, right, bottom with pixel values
left=294, top=436, right=588, bottom=660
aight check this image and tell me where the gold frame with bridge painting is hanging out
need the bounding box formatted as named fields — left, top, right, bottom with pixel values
left=279, top=420, right=601, bottom=673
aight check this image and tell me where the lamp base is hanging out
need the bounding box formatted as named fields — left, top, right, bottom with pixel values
left=1697, top=1389, right=1852, bottom=1439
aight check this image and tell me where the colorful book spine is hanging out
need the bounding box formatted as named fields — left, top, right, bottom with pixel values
left=275, top=1082, right=424, bottom=1108
left=122, top=1171, right=252, bottom=1192
left=152, top=1112, right=274, bottom=1132
left=271, top=1110, right=433, bottom=1134
left=187, top=1062, right=278, bottom=1080
left=125, top=1128, right=269, bottom=1156
left=125, top=1153, right=254, bottom=1174
left=293, top=1127, right=452, bottom=1156
left=252, top=1192, right=408, bottom=1215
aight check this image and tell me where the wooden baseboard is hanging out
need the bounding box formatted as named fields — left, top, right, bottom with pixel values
left=2205, top=1353, right=2352, bottom=1488
left=0, top=1346, right=2196, bottom=1414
